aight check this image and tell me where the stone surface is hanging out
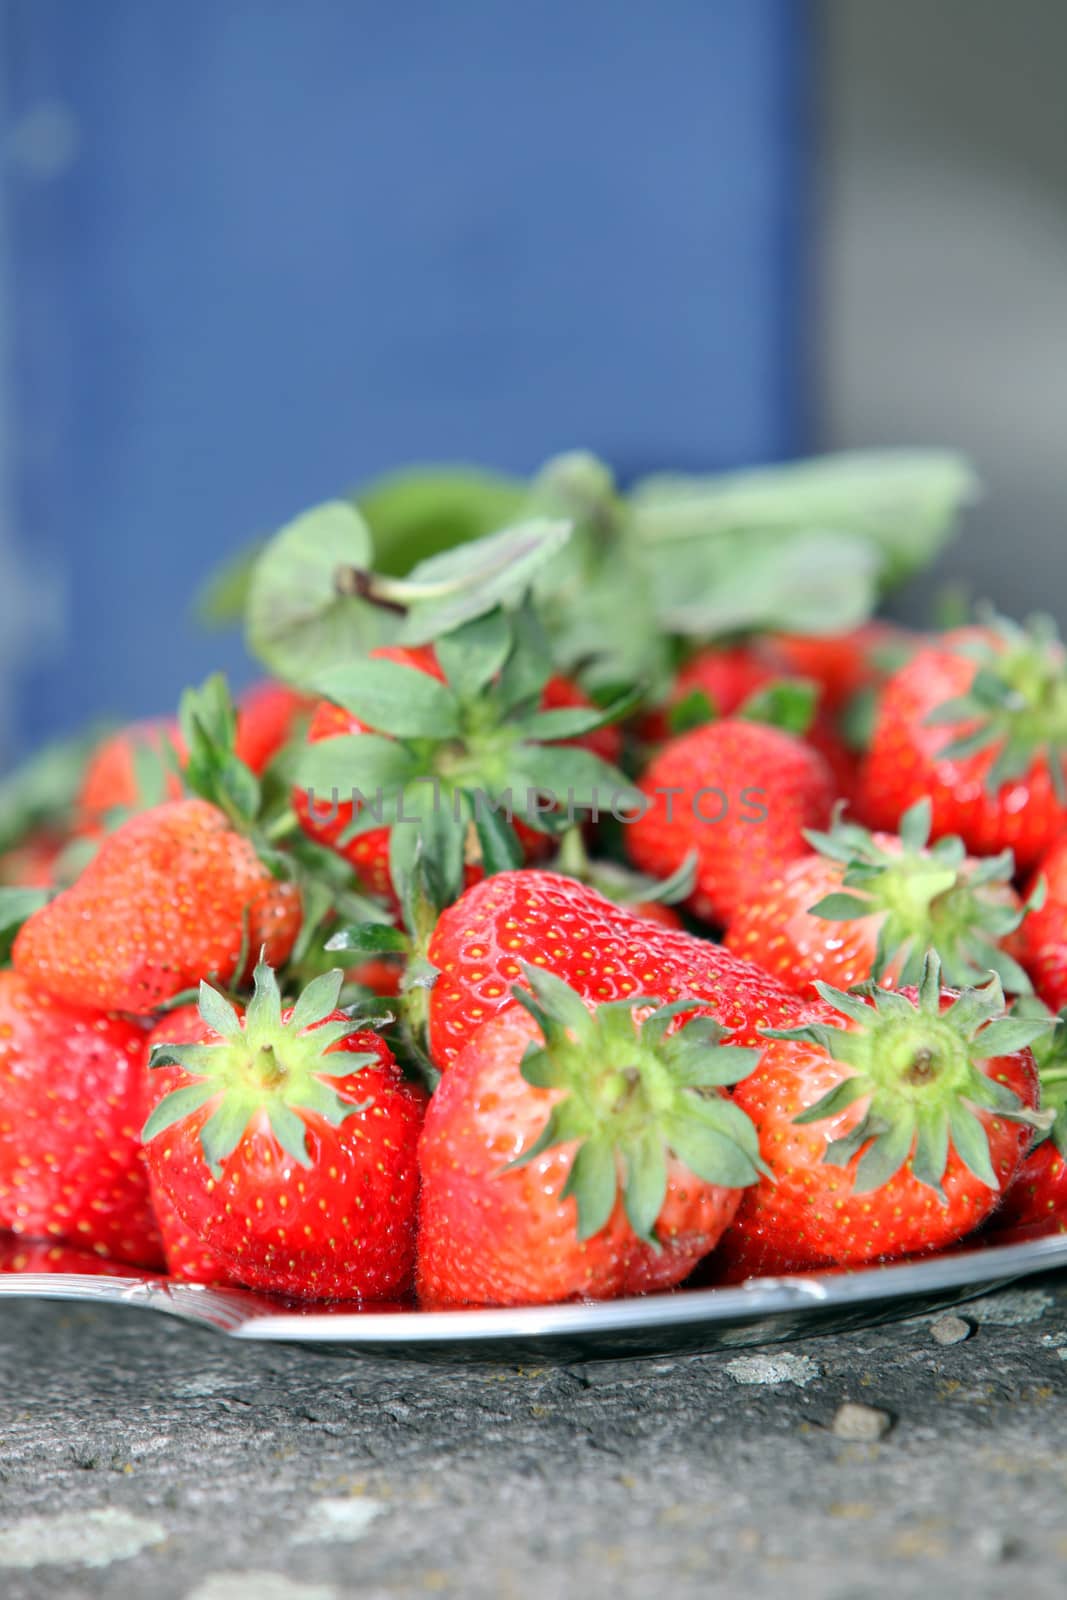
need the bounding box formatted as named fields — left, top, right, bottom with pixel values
left=830, top=1401, right=892, bottom=1441
left=930, top=1314, right=972, bottom=1347
left=1, top=1277, right=1067, bottom=1599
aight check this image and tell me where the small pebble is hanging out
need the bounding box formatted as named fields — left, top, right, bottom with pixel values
left=831, top=1402, right=892, bottom=1442
left=930, top=1314, right=972, bottom=1347
left=724, top=1353, right=820, bottom=1388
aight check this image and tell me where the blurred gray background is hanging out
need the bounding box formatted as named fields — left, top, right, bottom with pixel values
left=821, top=0, right=1067, bottom=624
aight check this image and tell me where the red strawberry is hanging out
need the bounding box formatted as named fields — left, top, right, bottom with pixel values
left=625, top=718, right=835, bottom=926
left=725, top=800, right=1033, bottom=999
left=995, top=1005, right=1067, bottom=1237
left=234, top=681, right=313, bottom=775
left=766, top=622, right=915, bottom=715
left=78, top=719, right=186, bottom=823
left=717, top=957, right=1046, bottom=1278
left=0, top=1237, right=143, bottom=1277
left=142, top=1005, right=234, bottom=1284
left=426, top=870, right=803, bottom=1069
left=293, top=636, right=626, bottom=905
left=0, top=971, right=163, bottom=1267
left=1019, top=835, right=1067, bottom=1012
left=13, top=798, right=301, bottom=1014
left=638, top=644, right=777, bottom=742
left=862, top=618, right=1067, bottom=871
left=417, top=968, right=764, bottom=1307
left=142, top=961, right=426, bottom=1300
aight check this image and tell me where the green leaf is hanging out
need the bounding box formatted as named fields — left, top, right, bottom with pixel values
left=291, top=734, right=418, bottom=798
left=197, top=982, right=244, bottom=1042
left=506, top=744, right=627, bottom=813
left=668, top=689, right=716, bottom=735
left=192, top=537, right=266, bottom=628
left=266, top=1102, right=312, bottom=1166
left=563, top=1137, right=619, bottom=1241
left=395, top=518, right=572, bottom=643
left=245, top=500, right=389, bottom=682
left=199, top=1096, right=257, bottom=1174
left=631, top=450, right=977, bottom=586
left=621, top=1130, right=668, bottom=1245
left=470, top=795, right=524, bottom=876
left=948, top=1102, right=999, bottom=1189
left=288, top=969, right=346, bottom=1032
left=653, top=529, right=880, bottom=639
left=851, top=1115, right=915, bottom=1192
left=357, top=464, right=525, bottom=577
left=0, top=887, right=49, bottom=963
left=141, top=1080, right=220, bottom=1143
left=435, top=609, right=514, bottom=702
left=807, top=892, right=875, bottom=922
left=737, top=678, right=818, bottom=737
left=324, top=922, right=408, bottom=955
left=306, top=658, right=461, bottom=739
left=512, top=688, right=639, bottom=744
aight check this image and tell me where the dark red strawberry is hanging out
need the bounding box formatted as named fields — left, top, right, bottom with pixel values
left=0, top=971, right=163, bottom=1267
left=625, top=718, right=835, bottom=926
left=13, top=798, right=301, bottom=1015
left=766, top=622, right=916, bottom=715
left=425, top=870, right=803, bottom=1069
left=862, top=617, right=1067, bottom=870
left=142, top=961, right=426, bottom=1300
left=717, top=956, right=1047, bottom=1278
left=233, top=681, right=314, bottom=774
left=417, top=968, right=764, bottom=1306
left=726, top=800, right=1033, bottom=999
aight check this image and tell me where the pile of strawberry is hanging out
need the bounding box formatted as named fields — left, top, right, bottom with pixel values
left=1, top=450, right=1066, bottom=1308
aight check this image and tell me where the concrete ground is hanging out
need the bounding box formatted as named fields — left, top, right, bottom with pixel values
left=1, top=1277, right=1066, bottom=1600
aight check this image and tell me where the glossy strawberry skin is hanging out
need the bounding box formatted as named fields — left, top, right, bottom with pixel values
left=416, top=1005, right=741, bottom=1308
left=1020, top=837, right=1067, bottom=1011
left=625, top=719, right=835, bottom=927
left=426, top=870, right=803, bottom=1070
left=0, top=972, right=163, bottom=1267
left=294, top=645, right=610, bottom=898
left=722, top=999, right=1039, bottom=1276
left=725, top=853, right=890, bottom=998
left=13, top=798, right=301, bottom=1015
left=862, top=641, right=1067, bottom=871
left=142, top=1009, right=426, bottom=1301
left=995, top=1140, right=1067, bottom=1236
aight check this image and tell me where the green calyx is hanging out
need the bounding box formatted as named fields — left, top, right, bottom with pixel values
left=507, top=965, right=767, bottom=1246
left=292, top=605, right=637, bottom=907
left=764, top=952, right=1054, bottom=1202
left=143, top=960, right=382, bottom=1176
left=552, top=827, right=697, bottom=911
left=1016, top=999, right=1067, bottom=1157
left=805, top=798, right=1037, bottom=992
left=924, top=612, right=1067, bottom=800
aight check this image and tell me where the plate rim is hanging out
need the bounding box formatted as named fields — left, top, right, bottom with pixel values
left=1, top=1232, right=1065, bottom=1343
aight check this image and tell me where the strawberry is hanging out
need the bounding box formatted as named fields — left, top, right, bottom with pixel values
left=0, top=1237, right=142, bottom=1277
left=995, top=1005, right=1067, bottom=1237
left=142, top=1005, right=234, bottom=1284
left=766, top=622, right=915, bottom=715
left=142, top=961, right=425, bottom=1300
left=725, top=799, right=1034, bottom=999
left=78, top=720, right=186, bottom=823
left=1019, top=835, right=1067, bottom=1012
left=862, top=616, right=1067, bottom=870
left=13, top=798, right=301, bottom=1014
left=416, top=967, right=764, bottom=1306
left=625, top=718, right=835, bottom=926
left=292, top=624, right=628, bottom=907
left=233, top=681, right=313, bottom=774
left=637, top=644, right=777, bottom=743
left=0, top=971, right=163, bottom=1266
left=425, top=870, right=803, bottom=1069
left=717, top=957, right=1047, bottom=1278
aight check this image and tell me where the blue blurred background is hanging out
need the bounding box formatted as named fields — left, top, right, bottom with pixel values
left=0, top=0, right=806, bottom=756
left=3, top=1, right=1067, bottom=763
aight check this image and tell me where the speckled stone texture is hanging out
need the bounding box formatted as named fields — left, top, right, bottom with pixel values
left=1, top=1277, right=1066, bottom=1599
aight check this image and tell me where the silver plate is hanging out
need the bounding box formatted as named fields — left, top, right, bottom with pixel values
left=3, top=1232, right=1066, bottom=1361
